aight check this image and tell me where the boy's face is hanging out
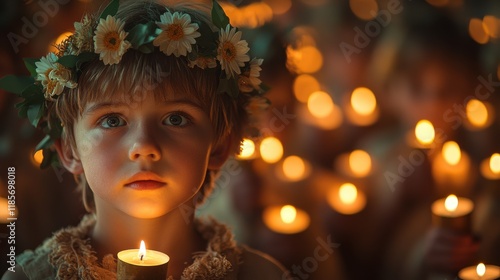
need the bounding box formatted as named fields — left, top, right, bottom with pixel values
left=69, top=91, right=221, bottom=218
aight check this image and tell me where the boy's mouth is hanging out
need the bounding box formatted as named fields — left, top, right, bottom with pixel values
left=125, top=172, right=166, bottom=190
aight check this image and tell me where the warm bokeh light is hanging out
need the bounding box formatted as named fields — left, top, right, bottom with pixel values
left=339, top=183, right=358, bottom=205
left=287, top=46, right=323, bottom=74
left=415, top=120, right=435, bottom=145
left=138, top=240, right=146, bottom=259
left=221, top=2, right=273, bottom=28
left=260, top=137, right=283, bottom=164
left=351, top=87, right=377, bottom=116
left=48, top=31, right=73, bottom=53
left=263, top=0, right=292, bottom=15
left=238, top=138, right=256, bottom=159
left=307, top=91, right=334, bottom=118
left=33, top=149, right=44, bottom=165
left=442, top=141, right=461, bottom=166
left=483, top=15, right=499, bottom=38
left=444, top=194, right=458, bottom=212
left=466, top=99, right=489, bottom=127
left=348, top=150, right=371, bottom=177
left=469, top=18, right=489, bottom=44
left=293, top=74, right=321, bottom=103
left=282, top=156, right=306, bottom=181
left=349, top=0, right=378, bottom=21
left=490, top=153, right=500, bottom=174
left=477, top=263, right=486, bottom=277
left=280, top=205, right=297, bottom=224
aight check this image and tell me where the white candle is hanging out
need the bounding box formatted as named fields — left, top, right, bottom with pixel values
left=327, top=183, right=367, bottom=215
left=431, top=194, right=474, bottom=232
left=263, top=205, right=310, bottom=234
left=458, top=262, right=500, bottom=280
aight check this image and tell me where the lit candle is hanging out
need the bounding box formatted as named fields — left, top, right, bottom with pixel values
left=431, top=141, right=472, bottom=191
left=327, top=183, right=367, bottom=215
left=259, top=137, right=283, bottom=164
left=431, top=194, right=474, bottom=233
left=480, top=153, right=500, bottom=180
left=406, top=119, right=435, bottom=148
left=262, top=205, right=310, bottom=234
left=297, top=92, right=343, bottom=130
left=465, top=99, right=493, bottom=130
left=458, top=262, right=500, bottom=280
left=117, top=240, right=169, bottom=280
left=237, top=138, right=257, bottom=160
left=345, top=87, right=380, bottom=126
left=275, top=155, right=312, bottom=182
left=334, top=149, right=372, bottom=178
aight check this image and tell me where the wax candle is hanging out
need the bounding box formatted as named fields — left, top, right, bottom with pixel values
left=431, top=194, right=474, bottom=233
left=117, top=240, right=169, bottom=280
left=275, top=155, right=312, bottom=182
left=406, top=119, right=435, bottom=149
left=431, top=141, right=472, bottom=191
left=263, top=205, right=310, bottom=234
left=458, top=262, right=500, bottom=280
left=344, top=87, right=380, bottom=126
left=335, top=150, right=372, bottom=178
left=480, top=153, right=500, bottom=180
left=327, top=183, right=367, bottom=215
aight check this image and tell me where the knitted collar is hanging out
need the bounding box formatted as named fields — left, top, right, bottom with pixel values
left=46, top=214, right=242, bottom=280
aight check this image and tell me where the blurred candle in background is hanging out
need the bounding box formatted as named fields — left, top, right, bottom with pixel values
left=458, top=262, right=500, bottom=280
left=263, top=205, right=310, bottom=234
left=465, top=99, right=494, bottom=130
left=431, top=194, right=474, bottom=233
left=480, top=153, right=500, bottom=180
left=407, top=119, right=435, bottom=148
left=432, top=141, right=472, bottom=194
left=237, top=138, right=257, bottom=160
left=276, top=155, right=312, bottom=182
left=327, top=182, right=367, bottom=215
left=260, top=137, right=283, bottom=164
left=345, top=87, right=379, bottom=126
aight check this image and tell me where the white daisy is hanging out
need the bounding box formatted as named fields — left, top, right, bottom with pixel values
left=153, top=11, right=201, bottom=57
left=217, top=25, right=250, bottom=78
left=93, top=15, right=131, bottom=65
left=35, top=53, right=77, bottom=99
left=238, top=58, right=263, bottom=92
left=73, top=15, right=94, bottom=54
left=188, top=56, right=217, bottom=69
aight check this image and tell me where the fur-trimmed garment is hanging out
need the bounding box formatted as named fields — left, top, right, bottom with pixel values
left=16, top=215, right=282, bottom=280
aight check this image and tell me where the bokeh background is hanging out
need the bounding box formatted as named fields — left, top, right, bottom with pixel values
left=1, top=0, right=500, bottom=279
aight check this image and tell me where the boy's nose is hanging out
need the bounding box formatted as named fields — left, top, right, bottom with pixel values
left=128, top=128, right=161, bottom=162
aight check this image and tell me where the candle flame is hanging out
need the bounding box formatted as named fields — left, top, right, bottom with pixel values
left=138, top=240, right=146, bottom=260
left=415, top=120, right=435, bottom=145
left=339, top=183, right=358, bottom=205
left=348, top=149, right=372, bottom=177
left=350, top=87, right=377, bottom=116
left=282, top=156, right=306, bottom=180
left=444, top=195, right=458, bottom=212
left=466, top=99, right=488, bottom=127
left=307, top=91, right=334, bottom=118
left=477, top=262, right=486, bottom=277
left=280, top=205, right=297, bottom=224
left=260, top=137, right=283, bottom=164
left=442, top=141, right=461, bottom=166
left=490, top=153, right=500, bottom=174
left=238, top=138, right=255, bottom=159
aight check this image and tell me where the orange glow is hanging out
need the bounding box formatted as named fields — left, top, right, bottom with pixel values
left=483, top=15, right=499, bottom=38
left=221, top=2, right=273, bottom=28
left=282, top=156, right=306, bottom=181
left=48, top=31, right=73, bottom=53
left=293, top=74, right=320, bottom=103
left=469, top=18, right=489, bottom=44
left=260, top=137, right=283, bottom=164
left=415, top=120, right=435, bottom=145
left=348, top=150, right=371, bottom=177
left=287, top=46, right=323, bottom=74
left=466, top=99, right=489, bottom=128
left=339, top=183, right=358, bottom=205
left=33, top=150, right=44, bottom=166
left=490, top=153, right=500, bottom=174
left=476, top=263, right=486, bottom=277
left=263, top=0, right=292, bottom=15
left=238, top=138, right=256, bottom=159
left=444, top=194, right=458, bottom=212
left=280, top=205, right=297, bottom=224
left=442, top=141, right=461, bottom=166
left=307, top=91, right=334, bottom=118
left=350, top=87, right=377, bottom=116
left=349, top=0, right=378, bottom=21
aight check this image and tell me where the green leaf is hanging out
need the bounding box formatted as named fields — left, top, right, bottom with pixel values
left=27, top=103, right=44, bottom=127
left=76, top=52, right=97, bottom=70
left=128, top=22, right=158, bottom=49
left=100, top=0, right=120, bottom=19
left=35, top=135, right=53, bottom=152
left=57, top=55, right=79, bottom=68
left=211, top=0, right=230, bottom=29
left=0, top=75, right=35, bottom=95
left=23, top=58, right=39, bottom=78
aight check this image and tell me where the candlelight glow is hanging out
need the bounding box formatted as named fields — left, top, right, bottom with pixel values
left=293, top=74, right=320, bottom=103
left=339, top=183, right=358, bottom=205
left=260, top=137, right=283, bottom=164
left=348, top=150, right=372, bottom=177
left=282, top=156, right=306, bottom=180
left=263, top=0, right=292, bottom=15
left=138, top=240, right=146, bottom=260
left=469, top=18, right=489, bottom=44
left=287, top=45, right=323, bottom=74
left=48, top=31, right=73, bottom=53
left=477, top=263, right=486, bottom=277
left=442, top=141, right=461, bottom=166
left=490, top=153, right=500, bottom=174
left=307, top=91, right=334, bottom=118
left=350, top=0, right=378, bottom=21
left=350, top=87, right=377, bottom=116
left=415, top=120, right=435, bottom=145
left=483, top=15, right=499, bottom=38
left=238, top=138, right=256, bottom=159
left=33, top=150, right=44, bottom=165
left=466, top=99, right=488, bottom=127
left=280, top=205, right=297, bottom=224
left=444, top=195, right=458, bottom=212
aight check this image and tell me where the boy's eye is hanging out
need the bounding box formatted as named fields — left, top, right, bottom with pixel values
left=164, top=114, right=188, bottom=126
left=100, top=115, right=125, bottom=128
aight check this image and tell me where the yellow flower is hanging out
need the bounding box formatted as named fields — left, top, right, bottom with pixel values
left=93, top=15, right=131, bottom=65
left=217, top=25, right=250, bottom=78
left=153, top=11, right=201, bottom=57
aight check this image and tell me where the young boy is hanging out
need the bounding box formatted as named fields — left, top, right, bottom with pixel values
left=1, top=0, right=286, bottom=279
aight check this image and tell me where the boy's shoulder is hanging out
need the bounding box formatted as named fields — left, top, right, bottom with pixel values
left=238, top=245, right=289, bottom=280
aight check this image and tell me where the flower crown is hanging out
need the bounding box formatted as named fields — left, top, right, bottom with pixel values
left=0, top=0, right=269, bottom=168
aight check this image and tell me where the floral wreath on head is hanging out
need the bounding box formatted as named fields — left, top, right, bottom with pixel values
left=0, top=0, right=269, bottom=168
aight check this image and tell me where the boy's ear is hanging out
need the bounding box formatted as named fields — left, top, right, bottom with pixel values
left=54, top=139, right=83, bottom=175
left=208, top=137, right=233, bottom=170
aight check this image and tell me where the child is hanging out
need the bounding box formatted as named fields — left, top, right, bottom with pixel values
left=1, top=0, right=287, bottom=279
